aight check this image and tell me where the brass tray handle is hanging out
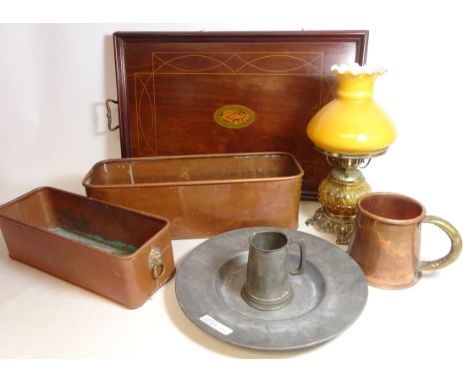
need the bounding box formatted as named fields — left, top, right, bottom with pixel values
left=106, top=98, right=119, bottom=131
left=418, top=215, right=462, bottom=272
left=148, top=246, right=166, bottom=280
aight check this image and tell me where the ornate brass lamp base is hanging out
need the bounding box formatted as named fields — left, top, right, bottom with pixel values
left=306, top=153, right=378, bottom=245
left=307, top=207, right=358, bottom=245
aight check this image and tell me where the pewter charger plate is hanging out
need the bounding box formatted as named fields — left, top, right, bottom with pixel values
left=175, top=227, right=368, bottom=351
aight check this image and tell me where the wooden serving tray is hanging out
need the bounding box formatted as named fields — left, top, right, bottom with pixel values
left=112, top=31, right=368, bottom=199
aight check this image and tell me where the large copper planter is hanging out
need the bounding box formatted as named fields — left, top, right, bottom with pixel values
left=83, top=152, right=303, bottom=238
left=0, top=187, right=175, bottom=308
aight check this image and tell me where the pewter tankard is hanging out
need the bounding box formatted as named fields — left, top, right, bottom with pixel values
left=241, top=231, right=305, bottom=310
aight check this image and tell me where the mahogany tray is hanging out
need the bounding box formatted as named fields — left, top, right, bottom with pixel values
left=112, top=31, right=368, bottom=199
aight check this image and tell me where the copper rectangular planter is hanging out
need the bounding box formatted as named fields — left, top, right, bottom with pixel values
left=0, top=187, right=175, bottom=309
left=83, top=152, right=303, bottom=239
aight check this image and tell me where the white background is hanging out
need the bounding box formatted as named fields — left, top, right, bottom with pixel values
left=0, top=1, right=467, bottom=380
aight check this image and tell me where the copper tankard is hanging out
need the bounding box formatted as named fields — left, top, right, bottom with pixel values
left=348, top=192, right=462, bottom=289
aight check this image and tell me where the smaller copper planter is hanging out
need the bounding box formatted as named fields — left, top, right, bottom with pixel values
left=0, top=187, right=175, bottom=308
left=82, top=152, right=303, bottom=239
left=348, top=192, right=462, bottom=289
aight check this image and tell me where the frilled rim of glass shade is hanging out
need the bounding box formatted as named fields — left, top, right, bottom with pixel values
left=331, top=63, right=386, bottom=76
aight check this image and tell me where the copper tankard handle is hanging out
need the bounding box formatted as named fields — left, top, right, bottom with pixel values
left=417, top=215, right=463, bottom=272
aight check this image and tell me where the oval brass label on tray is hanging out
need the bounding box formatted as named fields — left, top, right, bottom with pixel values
left=214, top=105, right=255, bottom=129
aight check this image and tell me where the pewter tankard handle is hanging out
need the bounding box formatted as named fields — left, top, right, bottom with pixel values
left=289, top=238, right=305, bottom=275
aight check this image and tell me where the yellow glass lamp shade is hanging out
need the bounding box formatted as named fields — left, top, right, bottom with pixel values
left=307, top=64, right=396, bottom=155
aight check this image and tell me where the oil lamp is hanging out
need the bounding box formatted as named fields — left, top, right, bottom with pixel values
left=306, top=63, right=397, bottom=245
